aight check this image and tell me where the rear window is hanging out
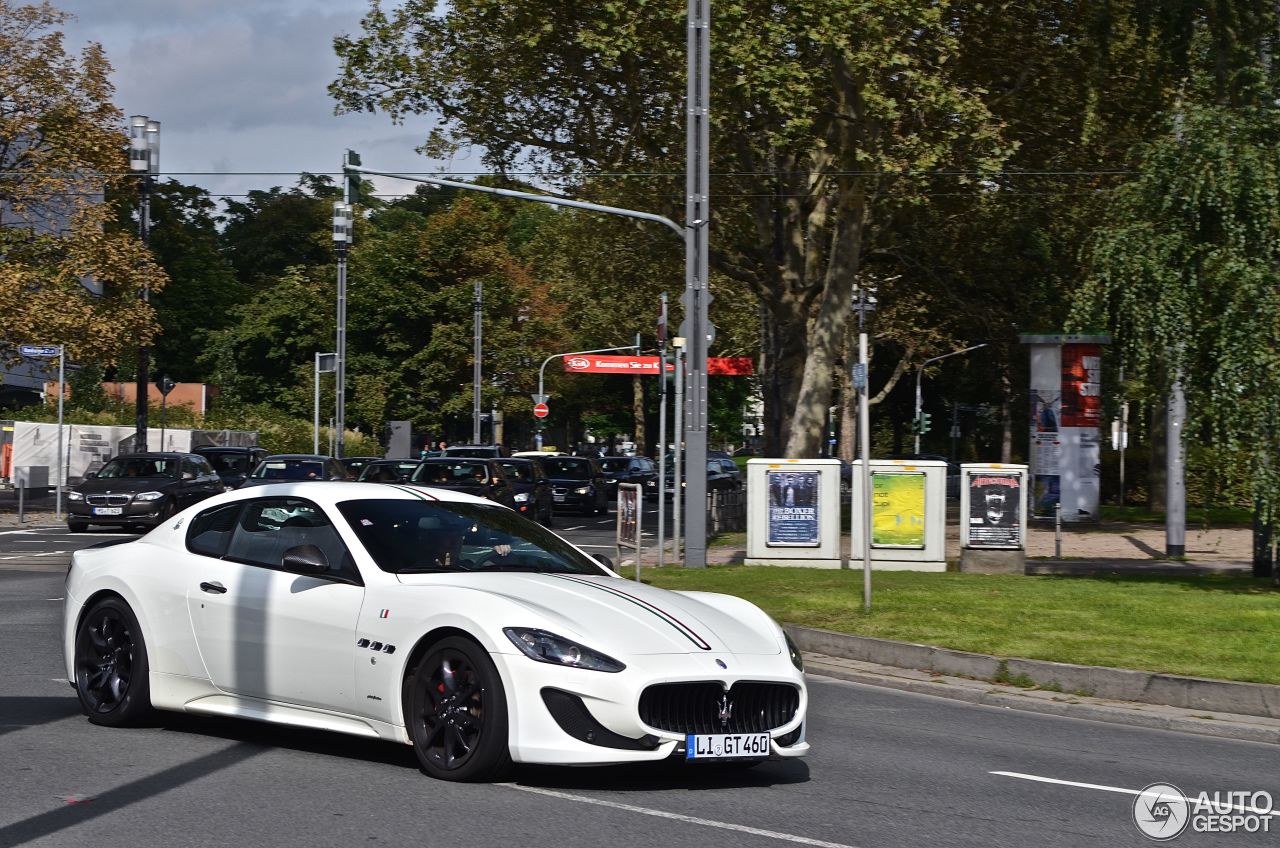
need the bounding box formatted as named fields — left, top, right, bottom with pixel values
left=541, top=459, right=590, bottom=479
left=250, top=460, right=326, bottom=481
left=599, top=459, right=631, bottom=473
left=412, top=461, right=487, bottom=485
left=498, top=461, right=535, bottom=482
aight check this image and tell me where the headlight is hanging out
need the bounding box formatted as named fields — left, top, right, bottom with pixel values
left=514, top=492, right=530, bottom=503
left=785, top=631, right=804, bottom=672
left=573, top=486, right=590, bottom=495
left=67, top=491, right=84, bottom=502
left=134, top=491, right=165, bottom=501
left=503, top=627, right=626, bottom=673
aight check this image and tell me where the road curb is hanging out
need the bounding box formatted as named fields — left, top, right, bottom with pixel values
left=801, top=656, right=1280, bottom=746
left=786, top=625, right=1280, bottom=722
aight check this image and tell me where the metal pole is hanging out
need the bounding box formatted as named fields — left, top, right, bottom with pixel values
left=914, top=367, right=923, bottom=454
left=473, top=279, right=483, bottom=444
left=160, top=393, right=167, bottom=450
left=56, top=346, right=64, bottom=520
left=314, top=353, right=321, bottom=455
left=657, top=294, right=669, bottom=568
left=681, top=0, right=711, bottom=568
left=333, top=202, right=351, bottom=458
left=859, top=330, right=872, bottom=610
left=1055, top=500, right=1062, bottom=558
left=135, top=172, right=150, bottom=453
left=673, top=341, right=685, bottom=564
left=1119, top=362, right=1128, bottom=507
left=1167, top=370, right=1186, bottom=556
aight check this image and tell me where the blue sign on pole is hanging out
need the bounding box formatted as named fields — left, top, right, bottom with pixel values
left=19, top=344, right=60, bottom=358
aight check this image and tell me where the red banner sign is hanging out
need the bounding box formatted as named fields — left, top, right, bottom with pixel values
left=562, top=355, right=753, bottom=375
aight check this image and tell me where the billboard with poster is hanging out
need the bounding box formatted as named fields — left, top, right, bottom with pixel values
left=871, top=472, right=926, bottom=548
left=967, top=472, right=1022, bottom=548
left=766, top=470, right=819, bottom=545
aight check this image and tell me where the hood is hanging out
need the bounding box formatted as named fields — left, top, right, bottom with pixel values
left=396, top=572, right=780, bottom=656
left=75, top=476, right=176, bottom=494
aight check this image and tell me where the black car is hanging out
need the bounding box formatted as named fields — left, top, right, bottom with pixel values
left=539, top=456, right=609, bottom=515
left=66, top=452, right=223, bottom=532
left=409, top=458, right=516, bottom=508
left=339, top=456, right=382, bottom=478
left=652, top=457, right=743, bottom=499
left=443, top=444, right=511, bottom=459
left=356, top=459, right=423, bottom=483
left=597, top=456, right=658, bottom=498
left=193, top=446, right=268, bottom=491
left=239, top=454, right=351, bottom=488
left=496, top=457, right=553, bottom=526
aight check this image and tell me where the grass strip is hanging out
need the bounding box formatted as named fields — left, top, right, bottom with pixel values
left=641, top=566, right=1280, bottom=684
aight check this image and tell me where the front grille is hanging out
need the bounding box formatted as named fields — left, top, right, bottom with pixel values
left=86, top=495, right=131, bottom=506
left=638, top=681, right=800, bottom=734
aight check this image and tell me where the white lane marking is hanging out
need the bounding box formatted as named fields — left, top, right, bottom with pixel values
left=499, top=784, right=861, bottom=848
left=576, top=544, right=618, bottom=549
left=0, top=550, right=73, bottom=559
left=991, top=771, right=1279, bottom=816
left=46, top=597, right=64, bottom=601
left=563, top=525, right=587, bottom=531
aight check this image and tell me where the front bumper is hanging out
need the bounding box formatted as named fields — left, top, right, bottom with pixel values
left=491, top=649, right=809, bottom=766
left=67, top=500, right=167, bottom=527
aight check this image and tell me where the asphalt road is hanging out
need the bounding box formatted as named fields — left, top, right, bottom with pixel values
left=2, top=567, right=1276, bottom=848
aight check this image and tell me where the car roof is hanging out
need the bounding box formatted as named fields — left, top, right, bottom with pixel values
left=195, top=446, right=263, bottom=453
left=183, top=481, right=497, bottom=510
left=112, top=452, right=197, bottom=460
left=262, top=454, right=334, bottom=461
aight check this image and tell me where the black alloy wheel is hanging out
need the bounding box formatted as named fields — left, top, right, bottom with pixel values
left=73, top=597, right=152, bottom=726
left=405, top=636, right=511, bottom=782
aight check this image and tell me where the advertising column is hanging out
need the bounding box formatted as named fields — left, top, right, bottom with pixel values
left=1020, top=335, right=1108, bottom=522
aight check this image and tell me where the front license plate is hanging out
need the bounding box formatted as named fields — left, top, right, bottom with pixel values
left=552, top=494, right=565, bottom=502
left=92, top=507, right=123, bottom=516
left=686, top=733, right=770, bottom=760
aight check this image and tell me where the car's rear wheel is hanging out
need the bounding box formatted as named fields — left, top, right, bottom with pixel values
left=405, top=636, right=511, bottom=782
left=74, top=597, right=152, bottom=726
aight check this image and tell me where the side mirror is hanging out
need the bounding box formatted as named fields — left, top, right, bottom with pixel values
left=183, top=471, right=195, bottom=480
left=282, top=544, right=329, bottom=576
left=592, top=553, right=614, bottom=570
left=85, top=471, right=97, bottom=479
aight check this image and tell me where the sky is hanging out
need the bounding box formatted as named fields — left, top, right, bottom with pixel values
left=55, top=0, right=466, bottom=204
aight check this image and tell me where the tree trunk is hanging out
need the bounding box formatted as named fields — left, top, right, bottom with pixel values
left=632, top=374, right=646, bottom=455
left=1001, top=371, right=1015, bottom=463
left=1149, top=399, right=1167, bottom=509
left=838, top=329, right=856, bottom=461
left=759, top=302, right=808, bottom=455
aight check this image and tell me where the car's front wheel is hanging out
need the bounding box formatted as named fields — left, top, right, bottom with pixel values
left=73, top=597, right=152, bottom=726
left=67, top=520, right=88, bottom=533
left=405, top=636, right=511, bottom=782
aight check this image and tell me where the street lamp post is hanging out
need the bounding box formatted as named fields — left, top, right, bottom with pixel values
left=129, top=115, right=159, bottom=452
left=913, top=344, right=988, bottom=454
left=332, top=201, right=352, bottom=457
left=473, top=279, right=483, bottom=444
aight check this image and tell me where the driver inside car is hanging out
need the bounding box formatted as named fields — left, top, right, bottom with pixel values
left=420, top=518, right=512, bottom=569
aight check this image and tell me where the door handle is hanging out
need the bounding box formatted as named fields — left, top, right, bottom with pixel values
left=200, top=581, right=227, bottom=594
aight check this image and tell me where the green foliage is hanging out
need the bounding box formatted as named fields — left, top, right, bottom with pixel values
left=1076, top=67, right=1280, bottom=509
left=66, top=363, right=108, bottom=414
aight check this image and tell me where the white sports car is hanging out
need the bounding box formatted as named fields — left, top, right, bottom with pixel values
left=63, top=482, right=809, bottom=781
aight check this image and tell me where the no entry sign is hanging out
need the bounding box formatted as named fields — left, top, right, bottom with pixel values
left=533, top=402, right=549, bottom=418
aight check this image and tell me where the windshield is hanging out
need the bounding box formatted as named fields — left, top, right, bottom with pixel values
left=205, top=454, right=252, bottom=474
left=497, top=461, right=534, bottom=483
left=598, top=458, right=631, bottom=473
left=358, top=462, right=420, bottom=482
left=411, top=461, right=488, bottom=485
left=541, top=458, right=590, bottom=479
left=250, top=459, right=326, bottom=481
left=337, top=499, right=609, bottom=575
left=97, top=457, right=177, bottom=479
left=445, top=447, right=498, bottom=458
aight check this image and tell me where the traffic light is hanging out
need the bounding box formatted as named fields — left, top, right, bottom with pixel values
left=344, top=149, right=362, bottom=204
left=920, top=412, right=932, bottom=434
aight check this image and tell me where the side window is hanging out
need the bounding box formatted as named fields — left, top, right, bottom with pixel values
left=224, top=498, right=359, bottom=583
left=194, top=457, right=215, bottom=477
left=180, top=458, right=198, bottom=479
left=187, top=502, right=243, bottom=558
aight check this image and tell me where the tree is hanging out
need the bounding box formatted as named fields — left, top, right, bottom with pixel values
left=0, top=0, right=164, bottom=366
left=219, top=176, right=343, bottom=288
left=1074, top=64, right=1280, bottom=512
left=331, top=0, right=1006, bottom=456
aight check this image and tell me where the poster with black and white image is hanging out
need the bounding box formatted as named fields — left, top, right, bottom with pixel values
left=967, top=472, right=1022, bottom=548
left=766, top=470, right=819, bottom=545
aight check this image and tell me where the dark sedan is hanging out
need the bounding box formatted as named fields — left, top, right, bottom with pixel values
left=239, top=454, right=351, bottom=488
left=496, top=457, right=553, bottom=526
left=539, top=456, right=609, bottom=515
left=409, top=458, right=516, bottom=509
left=193, top=446, right=268, bottom=491
left=356, top=459, right=423, bottom=483
left=67, top=452, right=223, bottom=532
left=650, top=458, right=743, bottom=499
left=597, top=456, right=658, bottom=500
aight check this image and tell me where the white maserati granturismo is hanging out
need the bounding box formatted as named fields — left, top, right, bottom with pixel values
left=63, top=482, right=809, bottom=781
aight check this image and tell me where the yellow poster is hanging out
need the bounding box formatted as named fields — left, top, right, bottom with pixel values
left=871, top=472, right=926, bottom=548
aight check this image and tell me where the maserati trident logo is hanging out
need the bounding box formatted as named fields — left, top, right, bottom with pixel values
left=716, top=694, right=733, bottom=728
